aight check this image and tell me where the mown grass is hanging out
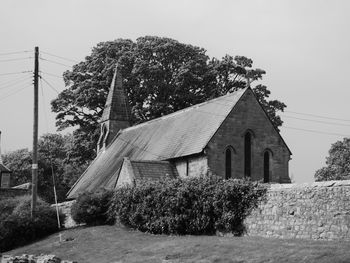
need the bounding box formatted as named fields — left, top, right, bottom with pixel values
left=6, top=225, right=350, bottom=263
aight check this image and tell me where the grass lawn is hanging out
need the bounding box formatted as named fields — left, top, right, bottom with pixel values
left=5, top=225, right=350, bottom=263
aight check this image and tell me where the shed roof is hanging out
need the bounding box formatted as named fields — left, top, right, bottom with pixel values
left=67, top=88, right=247, bottom=198
left=129, top=159, right=178, bottom=180
left=0, top=163, right=11, bottom=173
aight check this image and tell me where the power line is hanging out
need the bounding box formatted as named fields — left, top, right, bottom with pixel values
left=40, top=76, right=60, bottom=94
left=0, top=71, right=32, bottom=77
left=0, top=85, right=30, bottom=102
left=40, top=77, right=50, bottom=131
left=0, top=50, right=31, bottom=56
left=0, top=74, right=30, bottom=87
left=0, top=57, right=33, bottom=62
left=285, top=110, right=350, bottom=122
left=215, top=95, right=350, bottom=128
left=40, top=71, right=64, bottom=79
left=39, top=57, right=72, bottom=68
left=282, top=115, right=350, bottom=127
left=41, top=51, right=79, bottom=63
left=283, top=126, right=349, bottom=137
left=218, top=92, right=350, bottom=123
left=0, top=76, right=32, bottom=91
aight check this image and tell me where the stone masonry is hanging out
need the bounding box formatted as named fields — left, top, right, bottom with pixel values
left=245, top=180, right=350, bottom=240
left=51, top=200, right=77, bottom=229
left=207, top=88, right=291, bottom=183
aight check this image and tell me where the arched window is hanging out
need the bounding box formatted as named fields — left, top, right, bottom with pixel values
left=264, top=151, right=270, bottom=183
left=225, top=148, right=232, bottom=179
left=263, top=149, right=273, bottom=183
left=244, top=132, right=252, bottom=177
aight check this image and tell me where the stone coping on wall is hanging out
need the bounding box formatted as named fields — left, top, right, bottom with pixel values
left=267, top=180, right=350, bottom=190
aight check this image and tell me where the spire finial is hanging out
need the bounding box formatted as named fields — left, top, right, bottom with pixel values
left=246, top=76, right=251, bottom=88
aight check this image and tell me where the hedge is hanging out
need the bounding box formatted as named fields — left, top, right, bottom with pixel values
left=0, top=195, right=65, bottom=252
left=71, top=189, right=113, bottom=225
left=108, top=176, right=267, bottom=235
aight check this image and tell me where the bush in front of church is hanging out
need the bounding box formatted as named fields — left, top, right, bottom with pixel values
left=0, top=196, right=65, bottom=252
left=71, top=189, right=114, bottom=225
left=108, top=176, right=267, bottom=235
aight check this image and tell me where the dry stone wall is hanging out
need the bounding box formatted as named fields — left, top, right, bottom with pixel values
left=245, top=180, right=350, bottom=240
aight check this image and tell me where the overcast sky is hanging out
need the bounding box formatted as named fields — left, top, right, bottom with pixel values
left=0, top=0, right=349, bottom=183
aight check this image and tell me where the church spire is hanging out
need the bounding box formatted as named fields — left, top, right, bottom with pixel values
left=97, top=63, right=131, bottom=152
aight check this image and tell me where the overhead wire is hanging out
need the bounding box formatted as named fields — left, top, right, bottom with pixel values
left=0, top=50, right=31, bottom=56
left=0, top=75, right=32, bottom=91
left=0, top=84, right=31, bottom=102
left=0, top=70, right=32, bottom=77
left=40, top=76, right=60, bottom=94
left=281, top=115, right=350, bottom=127
left=1, top=52, right=347, bottom=142
left=284, top=110, right=350, bottom=123
left=203, top=94, right=350, bottom=136
left=218, top=94, right=350, bottom=124
left=0, top=57, right=33, bottom=62
left=39, top=57, right=72, bottom=68
left=41, top=51, right=79, bottom=63
left=283, top=126, right=350, bottom=137
left=40, top=71, right=64, bottom=79
left=0, top=74, right=31, bottom=87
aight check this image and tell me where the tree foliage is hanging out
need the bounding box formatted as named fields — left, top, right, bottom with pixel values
left=315, top=138, right=350, bottom=181
left=2, top=133, right=86, bottom=203
left=51, top=36, right=286, bottom=163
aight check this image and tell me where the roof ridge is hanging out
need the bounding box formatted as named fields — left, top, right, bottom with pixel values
left=121, top=88, right=247, bottom=133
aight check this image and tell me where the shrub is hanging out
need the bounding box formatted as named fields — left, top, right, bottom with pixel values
left=108, top=176, right=267, bottom=235
left=0, top=195, right=29, bottom=222
left=71, top=189, right=113, bottom=225
left=0, top=195, right=65, bottom=252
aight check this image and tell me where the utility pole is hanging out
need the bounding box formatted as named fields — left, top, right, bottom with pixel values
left=31, top=46, right=39, bottom=218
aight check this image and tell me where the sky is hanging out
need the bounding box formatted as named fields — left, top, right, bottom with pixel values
left=0, top=0, right=349, bottom=183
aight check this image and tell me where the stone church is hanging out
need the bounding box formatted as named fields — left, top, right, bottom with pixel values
left=67, top=65, right=291, bottom=199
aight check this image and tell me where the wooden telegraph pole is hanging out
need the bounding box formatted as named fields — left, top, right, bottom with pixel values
left=31, top=46, right=39, bottom=218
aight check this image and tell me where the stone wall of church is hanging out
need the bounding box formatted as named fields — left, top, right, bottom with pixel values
left=206, top=89, right=291, bottom=183
left=116, top=158, right=134, bottom=187
left=244, top=180, right=350, bottom=240
left=173, top=154, right=208, bottom=178
left=51, top=200, right=78, bottom=229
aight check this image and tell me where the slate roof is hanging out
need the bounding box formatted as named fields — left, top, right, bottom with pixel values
left=67, top=88, right=247, bottom=199
left=129, top=160, right=178, bottom=180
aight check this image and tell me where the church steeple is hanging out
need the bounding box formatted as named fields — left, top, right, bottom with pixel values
left=97, top=63, right=131, bottom=152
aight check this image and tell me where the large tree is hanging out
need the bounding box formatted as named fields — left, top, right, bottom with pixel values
left=52, top=36, right=286, bottom=163
left=315, top=138, right=350, bottom=181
